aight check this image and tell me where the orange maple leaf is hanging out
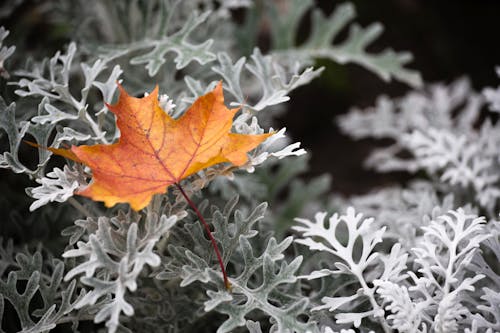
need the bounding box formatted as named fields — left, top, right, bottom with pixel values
left=67, top=82, right=271, bottom=210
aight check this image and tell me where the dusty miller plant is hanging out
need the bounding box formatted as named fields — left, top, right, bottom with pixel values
left=0, top=1, right=497, bottom=333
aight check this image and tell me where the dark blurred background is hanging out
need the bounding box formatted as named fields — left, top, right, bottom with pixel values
left=1, top=0, right=500, bottom=198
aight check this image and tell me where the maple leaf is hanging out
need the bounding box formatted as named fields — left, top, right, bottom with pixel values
left=66, top=82, right=271, bottom=210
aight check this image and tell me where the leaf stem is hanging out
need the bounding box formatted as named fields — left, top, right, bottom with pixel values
left=175, top=183, right=231, bottom=291
left=68, top=197, right=93, bottom=217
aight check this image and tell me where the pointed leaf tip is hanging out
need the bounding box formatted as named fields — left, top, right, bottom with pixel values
left=24, top=140, right=82, bottom=163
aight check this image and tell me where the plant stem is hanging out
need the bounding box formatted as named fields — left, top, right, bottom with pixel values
left=175, top=183, right=231, bottom=291
left=68, top=197, right=93, bottom=217
left=354, top=269, right=391, bottom=333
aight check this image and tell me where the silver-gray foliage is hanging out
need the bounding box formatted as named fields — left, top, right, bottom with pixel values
left=62, top=210, right=179, bottom=333
left=0, top=26, right=14, bottom=78
left=1, top=1, right=497, bottom=332
left=334, top=71, right=500, bottom=332
left=267, top=1, right=422, bottom=87
left=0, top=240, right=85, bottom=332
left=161, top=196, right=315, bottom=333
left=339, top=77, right=500, bottom=214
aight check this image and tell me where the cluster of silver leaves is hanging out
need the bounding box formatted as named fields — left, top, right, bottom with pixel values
left=294, top=207, right=498, bottom=333
left=0, top=239, right=87, bottom=332
left=338, top=77, right=500, bottom=215
left=328, top=70, right=500, bottom=331
left=4, top=1, right=497, bottom=333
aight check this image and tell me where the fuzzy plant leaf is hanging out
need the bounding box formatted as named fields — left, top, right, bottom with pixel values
left=0, top=26, right=14, bottom=78
left=53, top=82, right=272, bottom=210
left=374, top=209, right=490, bottom=332
left=63, top=210, right=179, bottom=333
left=0, top=97, right=29, bottom=174
left=203, top=236, right=313, bottom=333
left=211, top=49, right=324, bottom=113
left=14, top=43, right=123, bottom=144
left=346, top=181, right=466, bottom=249
left=402, top=129, right=500, bottom=211
left=0, top=244, right=83, bottom=333
left=128, top=11, right=216, bottom=76
left=0, top=97, right=60, bottom=177
left=26, top=165, right=87, bottom=211
left=338, top=78, right=479, bottom=143
left=483, top=67, right=500, bottom=113
left=338, top=78, right=500, bottom=213
left=159, top=196, right=265, bottom=283
left=293, top=208, right=393, bottom=330
left=160, top=197, right=315, bottom=332
left=459, top=219, right=500, bottom=332
left=294, top=208, right=386, bottom=280
left=267, top=1, right=422, bottom=87
left=374, top=280, right=424, bottom=332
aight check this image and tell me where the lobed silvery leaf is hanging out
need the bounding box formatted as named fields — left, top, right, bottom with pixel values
left=0, top=26, right=15, bottom=79
left=294, top=208, right=390, bottom=330
left=401, top=128, right=500, bottom=213
left=14, top=43, right=122, bottom=143
left=244, top=49, right=323, bottom=112
left=482, top=67, right=500, bottom=113
left=377, top=243, right=408, bottom=283
left=55, top=127, right=92, bottom=142
left=204, top=236, right=314, bottom=333
left=338, top=78, right=479, bottom=143
left=467, top=222, right=500, bottom=331
left=375, top=280, right=424, bottom=332
left=15, top=42, right=78, bottom=99
left=373, top=209, right=489, bottom=332
left=346, top=182, right=457, bottom=247
left=473, top=289, right=500, bottom=332
left=0, top=96, right=58, bottom=177
left=338, top=76, right=500, bottom=213
left=270, top=2, right=422, bottom=87
left=63, top=211, right=178, bottom=333
left=414, top=210, right=488, bottom=278
left=238, top=49, right=322, bottom=113
left=211, top=49, right=323, bottom=114
left=161, top=196, right=266, bottom=284
left=244, top=127, right=307, bottom=173
left=161, top=197, right=314, bottom=332
left=0, top=97, right=30, bottom=174
left=0, top=245, right=84, bottom=332
left=31, top=103, right=79, bottom=125
left=294, top=208, right=385, bottom=278
left=26, top=165, right=87, bottom=211
left=129, top=11, right=216, bottom=76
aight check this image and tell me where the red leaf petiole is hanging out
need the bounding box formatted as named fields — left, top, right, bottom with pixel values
left=175, top=183, right=232, bottom=291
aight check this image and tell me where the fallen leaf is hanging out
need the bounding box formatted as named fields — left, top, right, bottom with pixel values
left=67, top=82, right=271, bottom=210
